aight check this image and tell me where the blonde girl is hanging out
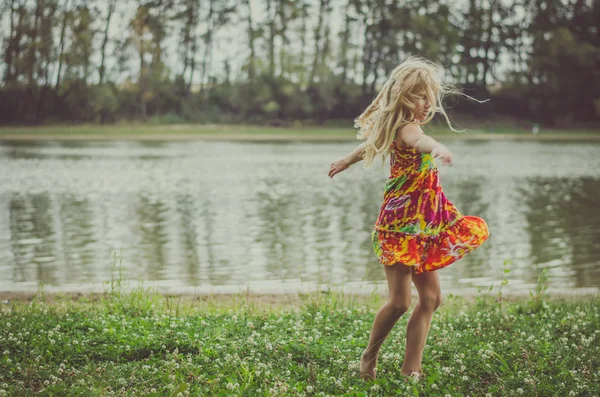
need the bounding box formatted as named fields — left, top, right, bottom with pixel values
left=328, top=56, right=489, bottom=381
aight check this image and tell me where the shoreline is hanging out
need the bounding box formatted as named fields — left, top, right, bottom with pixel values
left=0, top=124, right=599, bottom=142
left=2, top=287, right=598, bottom=307
left=2, top=132, right=600, bottom=142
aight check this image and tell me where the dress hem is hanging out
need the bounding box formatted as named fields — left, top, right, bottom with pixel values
left=372, top=216, right=489, bottom=275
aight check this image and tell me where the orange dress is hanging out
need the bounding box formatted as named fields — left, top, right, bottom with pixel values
left=371, top=141, right=489, bottom=274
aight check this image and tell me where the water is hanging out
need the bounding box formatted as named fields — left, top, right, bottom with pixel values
left=1, top=139, right=599, bottom=295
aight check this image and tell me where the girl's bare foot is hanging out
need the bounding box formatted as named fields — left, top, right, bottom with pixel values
left=400, top=370, right=422, bottom=381
left=359, top=352, right=378, bottom=381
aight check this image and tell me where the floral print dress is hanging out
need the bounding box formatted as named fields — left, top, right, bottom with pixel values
left=371, top=141, right=489, bottom=274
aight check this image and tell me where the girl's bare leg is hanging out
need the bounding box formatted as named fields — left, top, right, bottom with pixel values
left=360, top=263, right=412, bottom=380
left=400, top=268, right=442, bottom=376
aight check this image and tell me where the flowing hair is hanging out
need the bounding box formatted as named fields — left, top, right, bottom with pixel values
left=354, top=56, right=481, bottom=168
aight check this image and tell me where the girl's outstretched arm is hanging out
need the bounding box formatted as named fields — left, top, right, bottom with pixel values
left=329, top=141, right=369, bottom=178
left=400, top=124, right=453, bottom=166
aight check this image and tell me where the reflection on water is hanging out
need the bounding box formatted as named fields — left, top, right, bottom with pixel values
left=0, top=139, right=599, bottom=294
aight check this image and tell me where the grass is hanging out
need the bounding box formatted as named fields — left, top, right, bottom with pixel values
left=1, top=262, right=598, bottom=397
left=0, top=123, right=599, bottom=141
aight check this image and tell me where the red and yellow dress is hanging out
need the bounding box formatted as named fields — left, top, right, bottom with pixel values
left=372, top=141, right=489, bottom=274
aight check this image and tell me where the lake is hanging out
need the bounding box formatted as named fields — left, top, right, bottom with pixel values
left=1, top=139, right=599, bottom=296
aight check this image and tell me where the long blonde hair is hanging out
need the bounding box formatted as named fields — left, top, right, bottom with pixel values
left=354, top=56, right=470, bottom=168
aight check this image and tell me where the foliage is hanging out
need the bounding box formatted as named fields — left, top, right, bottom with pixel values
left=1, top=0, right=598, bottom=127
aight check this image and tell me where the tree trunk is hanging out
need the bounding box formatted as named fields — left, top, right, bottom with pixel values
left=319, top=0, right=332, bottom=82
left=180, top=0, right=197, bottom=83
left=298, top=1, right=308, bottom=86
left=14, top=1, right=26, bottom=81
left=200, top=0, right=214, bottom=94
left=188, top=32, right=198, bottom=90
left=3, top=0, right=16, bottom=83
left=359, top=2, right=372, bottom=96
left=185, top=0, right=201, bottom=91
left=265, top=0, right=276, bottom=78
left=242, top=0, right=255, bottom=86
left=55, top=0, right=71, bottom=90
left=481, top=0, right=496, bottom=85
left=99, top=0, right=116, bottom=84
left=27, top=0, right=43, bottom=87
left=338, top=1, right=352, bottom=87
left=361, top=28, right=373, bottom=95
left=277, top=0, right=287, bottom=78
left=309, top=0, right=327, bottom=84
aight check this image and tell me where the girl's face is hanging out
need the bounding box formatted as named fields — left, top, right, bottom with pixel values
left=412, top=92, right=431, bottom=121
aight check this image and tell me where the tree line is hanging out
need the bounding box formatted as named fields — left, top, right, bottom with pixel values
left=1, top=0, right=598, bottom=127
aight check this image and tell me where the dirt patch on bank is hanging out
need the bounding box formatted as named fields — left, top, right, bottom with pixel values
left=1, top=290, right=596, bottom=312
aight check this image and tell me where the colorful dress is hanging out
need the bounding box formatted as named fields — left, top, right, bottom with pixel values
left=372, top=141, right=489, bottom=274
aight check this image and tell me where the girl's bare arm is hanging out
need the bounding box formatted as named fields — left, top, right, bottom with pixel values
left=328, top=141, right=369, bottom=178
left=400, top=124, right=453, bottom=166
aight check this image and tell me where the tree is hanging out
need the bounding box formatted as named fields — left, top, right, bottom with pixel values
left=98, top=0, right=117, bottom=84
left=524, top=0, right=600, bottom=123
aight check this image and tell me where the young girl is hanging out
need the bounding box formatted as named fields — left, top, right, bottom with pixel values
left=328, top=57, right=489, bottom=381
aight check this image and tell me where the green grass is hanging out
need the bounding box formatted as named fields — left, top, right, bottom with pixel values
left=1, top=270, right=598, bottom=396
left=0, top=123, right=598, bottom=140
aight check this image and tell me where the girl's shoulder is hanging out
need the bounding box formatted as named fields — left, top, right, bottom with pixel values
left=396, top=123, right=424, bottom=147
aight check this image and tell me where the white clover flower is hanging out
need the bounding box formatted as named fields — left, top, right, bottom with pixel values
left=517, top=388, right=523, bottom=394
left=462, top=376, right=468, bottom=381
left=568, top=392, right=576, bottom=396
left=306, top=385, right=313, bottom=393
left=431, top=383, right=438, bottom=389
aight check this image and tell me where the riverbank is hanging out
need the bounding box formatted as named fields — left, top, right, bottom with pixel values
left=1, top=288, right=598, bottom=310
left=1, top=124, right=599, bottom=142
left=1, top=287, right=598, bottom=396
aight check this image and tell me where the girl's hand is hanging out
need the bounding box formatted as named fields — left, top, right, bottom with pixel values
left=431, top=144, right=453, bottom=166
left=329, top=158, right=350, bottom=178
